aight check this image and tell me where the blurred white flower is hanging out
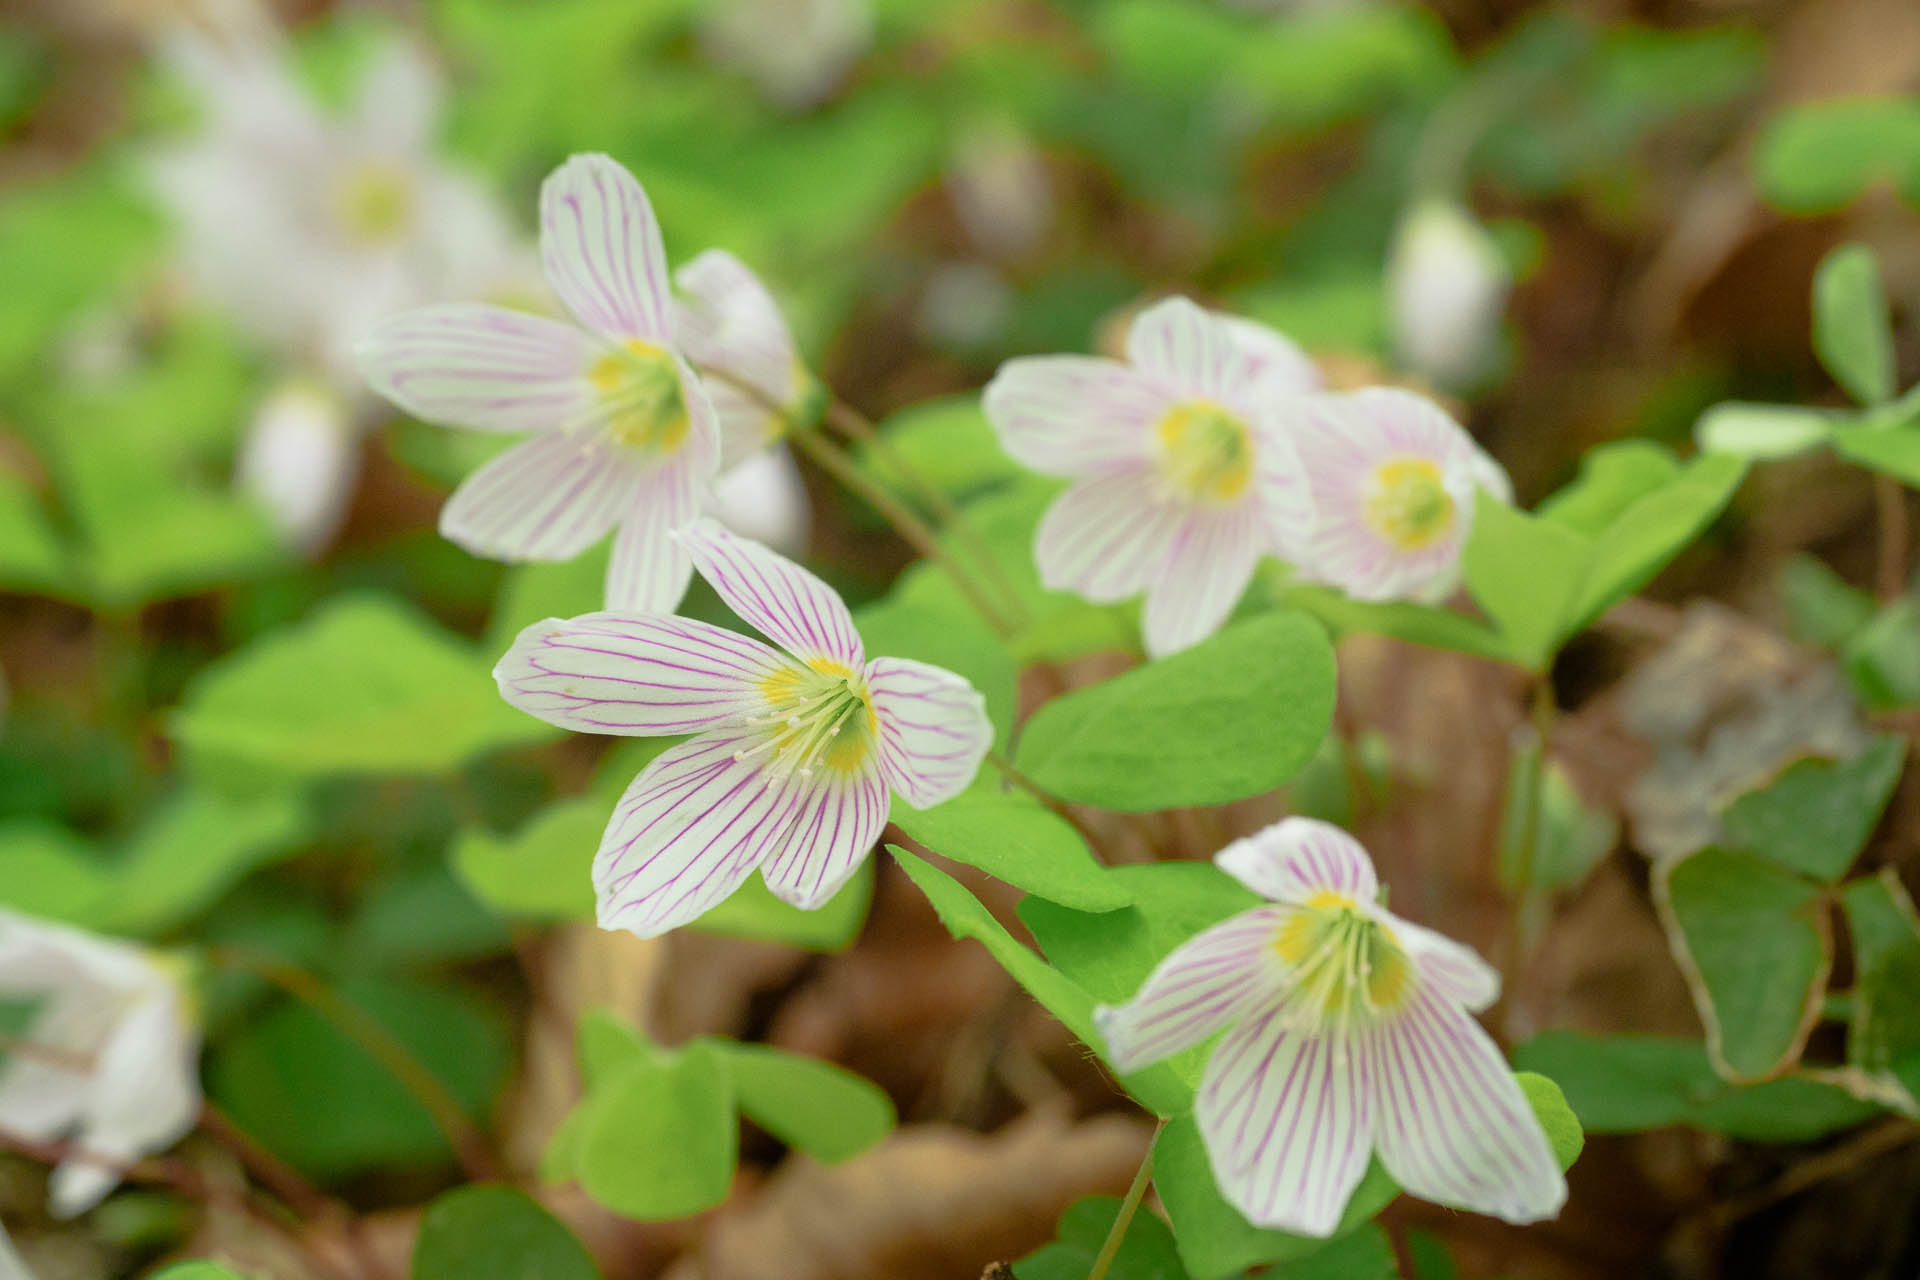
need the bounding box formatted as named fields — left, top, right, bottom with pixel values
left=700, top=0, right=872, bottom=111
left=146, top=29, right=535, bottom=389
left=236, top=379, right=359, bottom=555
left=0, top=912, right=201, bottom=1219
left=948, top=122, right=1053, bottom=260
left=0, top=1222, right=26, bottom=1280
left=1387, top=199, right=1510, bottom=391
left=711, top=445, right=811, bottom=556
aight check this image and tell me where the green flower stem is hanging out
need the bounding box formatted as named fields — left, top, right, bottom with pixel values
left=1088, top=1118, right=1166, bottom=1280
left=206, top=946, right=499, bottom=1183
left=1493, top=676, right=1557, bottom=1037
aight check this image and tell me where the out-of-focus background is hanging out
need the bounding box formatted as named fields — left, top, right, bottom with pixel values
left=2, top=0, right=1919, bottom=1276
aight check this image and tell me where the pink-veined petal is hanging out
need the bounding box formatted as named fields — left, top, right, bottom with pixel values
left=540, top=154, right=672, bottom=344
left=1033, top=468, right=1187, bottom=602
left=358, top=302, right=599, bottom=433
left=494, top=612, right=786, bottom=735
left=439, top=430, right=640, bottom=561
left=1216, top=817, right=1380, bottom=906
left=981, top=356, right=1167, bottom=475
left=1140, top=505, right=1264, bottom=658
left=1125, top=296, right=1242, bottom=400
left=605, top=388, right=716, bottom=612
left=1242, top=404, right=1319, bottom=559
left=1218, top=314, right=1322, bottom=397
left=1196, top=1000, right=1376, bottom=1236
left=758, top=766, right=891, bottom=909
left=1392, top=915, right=1501, bottom=1013
left=1370, top=986, right=1567, bottom=1224
left=1093, top=906, right=1290, bottom=1073
left=865, top=656, right=992, bottom=808
left=594, top=732, right=818, bottom=937
left=678, top=518, right=865, bottom=668
left=673, top=249, right=799, bottom=463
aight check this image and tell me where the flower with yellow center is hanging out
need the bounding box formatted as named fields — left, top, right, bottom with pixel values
left=1094, top=818, right=1567, bottom=1237
left=495, top=519, right=993, bottom=939
left=984, top=297, right=1320, bottom=658
left=1292, top=387, right=1512, bottom=603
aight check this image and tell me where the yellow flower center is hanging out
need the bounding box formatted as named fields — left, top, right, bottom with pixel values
left=588, top=341, right=692, bottom=456
left=1363, top=458, right=1454, bottom=550
left=738, top=659, right=879, bottom=777
left=1270, top=890, right=1413, bottom=1025
left=335, top=163, right=415, bottom=243
left=1155, top=400, right=1255, bottom=503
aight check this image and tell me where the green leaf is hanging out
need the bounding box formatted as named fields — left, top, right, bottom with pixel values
left=695, top=865, right=874, bottom=951
left=1833, top=423, right=1920, bottom=487
left=1694, top=402, right=1835, bottom=461
left=1720, top=735, right=1906, bottom=882
left=1014, top=1195, right=1185, bottom=1280
left=0, top=463, right=66, bottom=592
left=172, top=594, right=558, bottom=787
left=1780, top=554, right=1876, bottom=648
left=1655, top=847, right=1831, bottom=1081
left=716, top=1042, right=895, bottom=1163
left=1754, top=97, right=1920, bottom=215
left=1841, top=598, right=1920, bottom=710
left=1515, top=1071, right=1584, bottom=1168
left=1014, top=611, right=1336, bottom=811
left=1537, top=440, right=1680, bottom=534
left=412, top=1186, right=601, bottom=1280
left=347, top=864, right=511, bottom=968
left=209, top=975, right=511, bottom=1179
left=453, top=795, right=602, bottom=921
left=1282, top=584, right=1515, bottom=664
left=0, top=819, right=115, bottom=922
left=1565, top=453, right=1744, bottom=631
left=854, top=596, right=1016, bottom=752
left=890, top=787, right=1129, bottom=911
left=1513, top=1030, right=1876, bottom=1141
left=1271, top=1225, right=1400, bottom=1280
left=575, top=1041, right=737, bottom=1220
left=1813, top=244, right=1896, bottom=405
left=1840, top=870, right=1920, bottom=1104
left=1463, top=493, right=1593, bottom=670
left=152, top=1266, right=255, bottom=1280
left=1496, top=742, right=1617, bottom=894
left=859, top=395, right=1022, bottom=508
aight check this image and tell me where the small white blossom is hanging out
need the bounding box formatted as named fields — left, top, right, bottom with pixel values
left=235, top=379, right=359, bottom=555
left=1387, top=199, right=1510, bottom=391
left=700, top=0, right=873, bottom=111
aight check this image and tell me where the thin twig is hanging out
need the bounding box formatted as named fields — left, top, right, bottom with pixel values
left=197, top=1102, right=336, bottom=1222
left=1088, top=1119, right=1166, bottom=1280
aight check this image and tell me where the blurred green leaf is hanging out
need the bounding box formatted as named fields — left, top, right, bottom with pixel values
left=1015, top=612, right=1336, bottom=811
left=891, top=786, right=1128, bottom=912
left=1496, top=743, right=1617, bottom=894
left=859, top=396, right=1022, bottom=509
left=1283, top=584, right=1515, bottom=664
left=1780, top=554, right=1876, bottom=649
left=1840, top=871, right=1920, bottom=1106
left=576, top=1040, right=737, bottom=1220
left=1564, top=453, right=1743, bottom=629
left=1833, top=423, right=1920, bottom=487
left=172, top=594, right=557, bottom=787
left=347, top=864, right=511, bottom=967
left=0, top=820, right=110, bottom=922
left=96, top=788, right=308, bottom=937
left=717, top=1042, right=895, bottom=1163
left=151, top=1266, right=255, bottom=1280
left=1695, top=402, right=1835, bottom=461
left=413, top=1185, right=601, bottom=1280
left=1720, top=735, right=1906, bottom=883
left=1513, top=1030, right=1877, bottom=1140
left=454, top=794, right=602, bottom=921
left=1464, top=493, right=1592, bottom=669
left=0, top=464, right=67, bottom=593
left=1754, top=96, right=1920, bottom=214
left=1656, top=847, right=1831, bottom=1081
left=1015, top=1195, right=1184, bottom=1280
left=1841, top=598, right=1920, bottom=710
left=1813, top=244, right=1896, bottom=405
left=694, top=864, right=874, bottom=951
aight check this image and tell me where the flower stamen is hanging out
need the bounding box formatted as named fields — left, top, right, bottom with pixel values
left=1363, top=457, right=1454, bottom=550
left=1155, top=400, right=1256, bottom=503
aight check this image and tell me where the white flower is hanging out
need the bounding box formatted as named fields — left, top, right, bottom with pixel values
left=1387, top=199, right=1510, bottom=390
left=700, top=0, right=873, bottom=110
left=494, top=519, right=993, bottom=938
left=948, top=122, right=1053, bottom=260
left=236, top=379, right=360, bottom=555
left=670, top=249, right=819, bottom=469
left=147, top=29, right=534, bottom=390
left=710, top=446, right=811, bottom=557
left=983, top=297, right=1320, bottom=657
left=1095, top=819, right=1566, bottom=1236
left=1291, top=387, right=1511, bottom=603
left=0, top=912, right=201, bottom=1219
left=359, top=154, right=726, bottom=611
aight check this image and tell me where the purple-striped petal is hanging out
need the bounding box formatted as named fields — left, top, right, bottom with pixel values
left=1369, top=985, right=1566, bottom=1224
left=1033, top=468, right=1187, bottom=602
left=1195, top=999, right=1376, bottom=1236
left=758, top=766, right=891, bottom=909
left=1393, top=917, right=1501, bottom=1013
left=493, top=611, right=786, bottom=736
left=605, top=416, right=713, bottom=612
left=865, top=656, right=992, bottom=808
left=1125, top=297, right=1242, bottom=401
left=539, top=154, right=673, bottom=344
left=1139, top=505, right=1264, bottom=658
left=981, top=356, right=1168, bottom=476
left=673, top=248, right=800, bottom=466
left=358, top=302, right=599, bottom=433
left=1093, top=906, right=1290, bottom=1073
left=594, top=732, right=817, bottom=937
left=439, top=430, right=641, bottom=561
left=1215, top=817, right=1380, bottom=907
left=678, top=518, right=865, bottom=668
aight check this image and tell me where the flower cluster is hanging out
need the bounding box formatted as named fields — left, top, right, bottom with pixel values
left=984, top=298, right=1510, bottom=655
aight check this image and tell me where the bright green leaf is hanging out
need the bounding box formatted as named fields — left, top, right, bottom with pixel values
left=1538, top=440, right=1680, bottom=535
left=1566, top=453, right=1744, bottom=630
left=1720, top=735, right=1906, bottom=882
left=412, top=1185, right=601, bottom=1280
left=695, top=865, right=874, bottom=951
left=453, top=795, right=602, bottom=921
left=890, top=786, right=1129, bottom=912
left=151, top=1266, right=255, bottom=1280
left=1283, top=584, right=1516, bottom=664
left=0, top=464, right=65, bottom=592
left=1694, top=402, right=1835, bottom=461
left=1463, top=493, right=1593, bottom=670
left=576, top=1041, right=737, bottom=1220
left=1753, top=96, right=1920, bottom=214
left=1515, top=1071, right=1584, bottom=1168
left=1833, top=423, right=1920, bottom=487
left=1813, top=243, right=1896, bottom=405
left=1014, top=1194, right=1184, bottom=1280
left=717, top=1042, right=895, bottom=1163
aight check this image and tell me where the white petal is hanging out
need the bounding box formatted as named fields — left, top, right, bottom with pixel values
left=673, top=248, right=800, bottom=463
left=1033, top=468, right=1187, bottom=602
left=605, top=447, right=709, bottom=613
left=439, top=431, right=641, bottom=562
left=981, top=356, right=1167, bottom=475
left=1217, top=314, right=1322, bottom=397
left=594, top=732, right=819, bottom=937
left=494, top=612, right=787, bottom=735
left=678, top=518, right=865, bottom=669
left=1196, top=1001, right=1376, bottom=1236
left=358, top=303, right=599, bottom=433
left=540, top=154, right=674, bottom=344
left=1388, top=199, right=1509, bottom=390
left=349, top=38, right=441, bottom=159
left=1216, top=817, right=1380, bottom=906
left=237, top=381, right=358, bottom=555
left=1392, top=916, right=1501, bottom=1013
left=710, top=444, right=811, bottom=556
left=1370, top=987, right=1567, bottom=1225
left=54, top=986, right=199, bottom=1219
left=865, top=656, right=992, bottom=808
left=1125, top=297, right=1242, bottom=400
left=758, top=767, right=891, bottom=909
left=1140, top=506, right=1264, bottom=658
left=1241, top=403, right=1319, bottom=559
left=1093, top=906, right=1289, bottom=1072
